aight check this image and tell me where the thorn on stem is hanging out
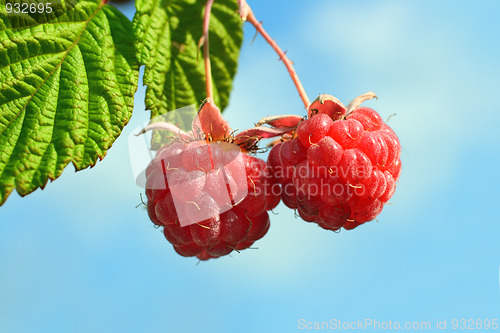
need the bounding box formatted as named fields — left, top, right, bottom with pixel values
left=250, top=29, right=258, bottom=46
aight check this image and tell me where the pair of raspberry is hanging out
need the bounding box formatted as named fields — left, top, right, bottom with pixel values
left=144, top=94, right=401, bottom=260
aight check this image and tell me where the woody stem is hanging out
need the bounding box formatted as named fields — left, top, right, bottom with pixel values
left=201, top=0, right=215, bottom=99
left=243, top=5, right=310, bottom=109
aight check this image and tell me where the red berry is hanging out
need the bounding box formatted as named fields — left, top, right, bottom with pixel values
left=269, top=98, right=401, bottom=231
left=338, top=148, right=373, bottom=184
left=182, top=141, right=213, bottom=172
left=145, top=168, right=168, bottom=203
left=155, top=193, right=178, bottom=225
left=281, top=183, right=299, bottom=209
left=297, top=114, right=334, bottom=147
left=329, top=118, right=364, bottom=149
left=307, top=136, right=342, bottom=168
left=146, top=140, right=276, bottom=260
left=168, top=169, right=206, bottom=202
left=347, top=107, right=383, bottom=131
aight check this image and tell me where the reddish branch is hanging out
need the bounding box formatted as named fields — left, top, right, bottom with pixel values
left=199, top=0, right=215, bottom=99
left=201, top=0, right=310, bottom=109
left=238, top=0, right=311, bottom=109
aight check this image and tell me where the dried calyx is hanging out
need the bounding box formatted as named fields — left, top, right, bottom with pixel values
left=254, top=92, right=378, bottom=146
left=139, top=98, right=296, bottom=152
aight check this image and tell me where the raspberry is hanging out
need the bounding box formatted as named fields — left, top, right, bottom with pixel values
left=146, top=145, right=276, bottom=260
left=297, top=114, right=334, bottom=147
left=268, top=93, right=401, bottom=231
left=143, top=99, right=282, bottom=260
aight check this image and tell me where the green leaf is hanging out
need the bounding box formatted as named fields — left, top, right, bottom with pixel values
left=0, top=0, right=139, bottom=206
left=133, top=0, right=243, bottom=135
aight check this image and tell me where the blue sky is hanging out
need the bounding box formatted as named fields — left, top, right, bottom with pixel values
left=1, top=0, right=500, bottom=332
